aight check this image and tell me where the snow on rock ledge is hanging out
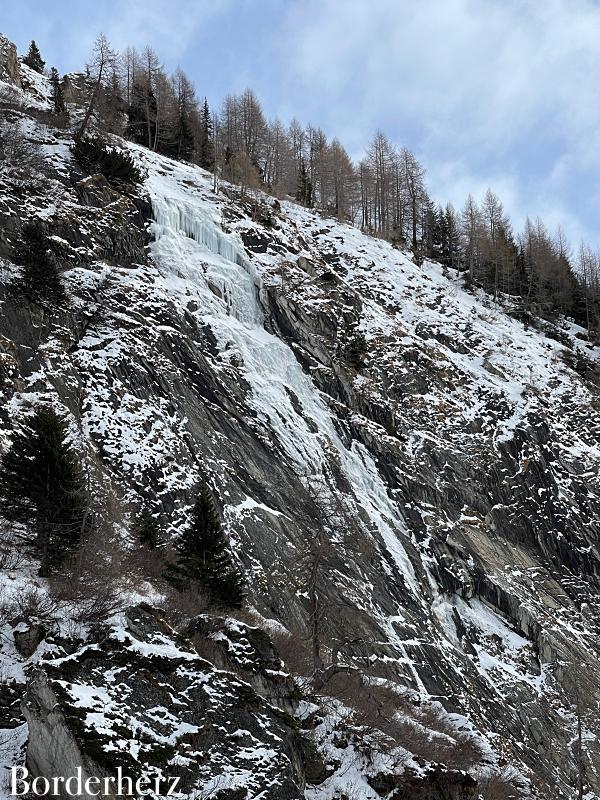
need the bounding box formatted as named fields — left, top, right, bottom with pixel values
left=22, top=605, right=309, bottom=800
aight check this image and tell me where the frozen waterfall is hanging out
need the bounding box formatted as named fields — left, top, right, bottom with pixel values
left=148, top=182, right=418, bottom=595
left=152, top=194, right=263, bottom=327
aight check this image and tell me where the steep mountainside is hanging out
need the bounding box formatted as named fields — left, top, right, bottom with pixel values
left=0, top=35, right=599, bottom=800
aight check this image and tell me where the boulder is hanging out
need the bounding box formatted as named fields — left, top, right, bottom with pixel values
left=13, top=621, right=46, bottom=658
left=75, top=174, right=119, bottom=209
left=183, top=614, right=302, bottom=713
left=368, top=766, right=477, bottom=799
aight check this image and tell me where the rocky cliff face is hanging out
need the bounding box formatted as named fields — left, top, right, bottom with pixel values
left=0, top=37, right=599, bottom=800
left=23, top=605, right=310, bottom=800
left=0, top=35, right=20, bottom=88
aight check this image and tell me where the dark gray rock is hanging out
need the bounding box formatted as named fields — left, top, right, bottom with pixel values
left=368, top=766, right=477, bottom=799
left=0, top=34, right=21, bottom=87
left=22, top=605, right=308, bottom=799
left=183, top=615, right=301, bottom=713
left=13, top=622, right=46, bottom=658
left=74, top=175, right=119, bottom=209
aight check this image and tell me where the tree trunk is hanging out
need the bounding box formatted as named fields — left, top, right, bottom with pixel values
left=77, top=72, right=102, bottom=141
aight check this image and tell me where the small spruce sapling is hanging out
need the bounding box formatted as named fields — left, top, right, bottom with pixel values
left=49, top=68, right=66, bottom=116
left=132, top=506, right=160, bottom=550
left=11, top=220, right=65, bottom=305
left=0, top=407, right=92, bottom=576
left=165, top=484, right=244, bottom=609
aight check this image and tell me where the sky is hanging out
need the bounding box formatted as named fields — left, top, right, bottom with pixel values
left=1, top=0, right=599, bottom=250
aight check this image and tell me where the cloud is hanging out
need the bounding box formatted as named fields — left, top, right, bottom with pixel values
left=1, top=0, right=235, bottom=72
left=99, top=0, right=236, bottom=61
left=277, top=0, right=600, bottom=247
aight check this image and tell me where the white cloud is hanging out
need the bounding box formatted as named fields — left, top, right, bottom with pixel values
left=277, top=0, right=600, bottom=246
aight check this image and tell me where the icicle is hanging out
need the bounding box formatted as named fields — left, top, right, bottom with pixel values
left=153, top=197, right=252, bottom=274
left=152, top=195, right=263, bottom=326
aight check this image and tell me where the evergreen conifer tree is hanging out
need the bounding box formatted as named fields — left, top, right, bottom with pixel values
left=197, top=99, right=214, bottom=171
left=211, top=570, right=245, bottom=610
left=23, top=41, right=45, bottom=74
left=49, top=68, right=66, bottom=115
left=422, top=202, right=442, bottom=261
left=0, top=408, right=92, bottom=576
left=441, top=204, right=461, bottom=270
left=166, top=484, right=244, bottom=609
left=167, top=110, right=195, bottom=161
left=11, top=220, right=65, bottom=305
left=296, top=159, right=312, bottom=207
left=164, top=69, right=196, bottom=161
left=71, top=136, right=143, bottom=184
left=222, top=144, right=234, bottom=180
left=132, top=506, right=160, bottom=550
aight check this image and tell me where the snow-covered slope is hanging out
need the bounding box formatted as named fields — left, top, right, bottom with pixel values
left=1, top=56, right=600, bottom=799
